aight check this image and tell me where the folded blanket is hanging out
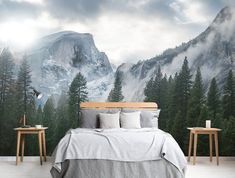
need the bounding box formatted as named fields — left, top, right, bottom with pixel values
left=52, top=128, right=187, bottom=174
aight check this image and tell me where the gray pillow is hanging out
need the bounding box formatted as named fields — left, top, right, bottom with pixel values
left=121, top=109, right=161, bottom=128
left=99, top=112, right=120, bottom=129
left=80, top=109, right=120, bottom=128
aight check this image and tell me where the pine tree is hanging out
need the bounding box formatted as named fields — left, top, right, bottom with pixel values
left=171, top=57, right=192, bottom=151
left=178, top=58, right=192, bottom=115
left=207, top=78, right=221, bottom=126
left=3, top=83, right=18, bottom=155
left=152, top=66, right=163, bottom=103
left=221, top=116, right=235, bottom=155
left=107, top=71, right=124, bottom=102
left=144, top=77, right=154, bottom=101
left=221, top=70, right=235, bottom=156
left=172, top=110, right=184, bottom=142
left=187, top=67, right=204, bottom=127
left=69, top=72, right=88, bottom=128
left=166, top=74, right=178, bottom=132
left=42, top=97, right=56, bottom=154
left=0, top=48, right=14, bottom=112
left=15, top=56, right=38, bottom=155
left=144, top=66, right=163, bottom=103
left=16, top=56, right=34, bottom=119
left=158, top=74, right=168, bottom=129
left=0, top=48, right=16, bottom=155
left=55, top=93, right=69, bottom=145
left=222, top=70, right=235, bottom=119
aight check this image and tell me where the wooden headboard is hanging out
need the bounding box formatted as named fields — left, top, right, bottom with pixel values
left=80, top=102, right=158, bottom=110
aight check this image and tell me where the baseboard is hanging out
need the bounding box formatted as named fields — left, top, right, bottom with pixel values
left=0, top=156, right=51, bottom=161
left=186, top=156, right=235, bottom=161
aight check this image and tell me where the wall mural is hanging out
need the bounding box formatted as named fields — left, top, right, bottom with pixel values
left=0, top=1, right=234, bottom=156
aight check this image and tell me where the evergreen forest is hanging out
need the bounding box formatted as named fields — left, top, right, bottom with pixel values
left=0, top=48, right=234, bottom=156
left=144, top=57, right=235, bottom=156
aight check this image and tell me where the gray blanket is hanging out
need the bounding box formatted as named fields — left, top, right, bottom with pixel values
left=52, top=128, right=186, bottom=174
left=51, top=159, right=185, bottom=178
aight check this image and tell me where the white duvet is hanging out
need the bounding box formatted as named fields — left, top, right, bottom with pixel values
left=52, top=128, right=187, bottom=173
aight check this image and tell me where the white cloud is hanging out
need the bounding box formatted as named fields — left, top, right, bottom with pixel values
left=170, top=0, right=214, bottom=24
left=10, top=0, right=45, bottom=5
left=0, top=11, right=59, bottom=49
left=162, top=31, right=216, bottom=76
left=62, top=13, right=197, bottom=65
left=0, top=0, right=227, bottom=65
left=43, top=0, right=227, bottom=65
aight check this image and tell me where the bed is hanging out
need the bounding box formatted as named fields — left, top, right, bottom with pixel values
left=50, top=102, right=187, bottom=178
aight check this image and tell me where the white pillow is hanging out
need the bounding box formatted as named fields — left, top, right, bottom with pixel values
left=99, top=112, right=120, bottom=129
left=120, top=111, right=141, bottom=129
left=152, top=109, right=161, bottom=128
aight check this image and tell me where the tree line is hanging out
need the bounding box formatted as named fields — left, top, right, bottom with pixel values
left=144, top=57, right=235, bottom=156
left=0, top=48, right=89, bottom=155
left=0, top=47, right=234, bottom=157
left=0, top=45, right=122, bottom=156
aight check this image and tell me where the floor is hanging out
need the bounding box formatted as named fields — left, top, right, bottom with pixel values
left=0, top=159, right=51, bottom=178
left=0, top=157, right=234, bottom=178
left=186, top=157, right=235, bottom=178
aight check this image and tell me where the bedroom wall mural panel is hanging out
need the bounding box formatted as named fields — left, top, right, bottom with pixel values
left=0, top=1, right=234, bottom=156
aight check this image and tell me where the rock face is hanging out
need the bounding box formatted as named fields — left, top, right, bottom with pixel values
left=10, top=6, right=235, bottom=102
left=118, top=6, right=235, bottom=101
left=25, top=31, right=114, bottom=102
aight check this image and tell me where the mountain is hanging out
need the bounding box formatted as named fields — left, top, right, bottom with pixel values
left=118, top=6, right=235, bottom=101
left=24, top=31, right=114, bottom=102
left=5, top=7, right=235, bottom=103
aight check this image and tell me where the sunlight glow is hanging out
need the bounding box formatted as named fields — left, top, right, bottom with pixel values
left=0, top=21, right=38, bottom=49
left=0, top=12, right=59, bottom=49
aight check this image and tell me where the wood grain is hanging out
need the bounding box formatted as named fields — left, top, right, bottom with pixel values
left=38, top=131, right=42, bottom=165
left=209, top=133, right=213, bottom=162
left=21, top=135, right=25, bottom=162
left=187, top=127, right=221, bottom=165
left=188, top=131, right=193, bottom=162
left=80, top=102, right=158, bottom=110
left=16, top=131, right=21, bottom=165
left=15, top=127, right=48, bottom=165
left=193, top=133, right=198, bottom=165
left=214, top=132, right=219, bottom=165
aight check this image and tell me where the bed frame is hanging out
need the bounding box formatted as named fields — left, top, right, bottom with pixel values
left=80, top=102, right=158, bottom=110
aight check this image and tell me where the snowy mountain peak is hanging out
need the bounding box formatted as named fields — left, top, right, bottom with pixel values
left=25, top=30, right=114, bottom=102
left=30, top=31, right=111, bottom=68
left=119, top=6, right=235, bottom=101
left=213, top=6, right=233, bottom=24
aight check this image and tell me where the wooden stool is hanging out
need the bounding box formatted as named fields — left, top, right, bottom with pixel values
left=187, top=127, right=221, bottom=165
left=14, top=127, right=48, bottom=165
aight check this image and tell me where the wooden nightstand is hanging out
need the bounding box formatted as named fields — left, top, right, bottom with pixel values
left=187, top=127, right=221, bottom=165
left=14, top=127, right=48, bottom=165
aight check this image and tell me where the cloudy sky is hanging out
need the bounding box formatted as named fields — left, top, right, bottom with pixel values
left=0, top=0, right=233, bottom=65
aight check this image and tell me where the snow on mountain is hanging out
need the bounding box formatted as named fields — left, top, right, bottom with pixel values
left=24, top=31, right=114, bottom=102
left=5, top=7, right=235, bottom=103
left=118, top=6, right=235, bottom=101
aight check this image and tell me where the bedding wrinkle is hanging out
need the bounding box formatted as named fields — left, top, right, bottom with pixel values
left=64, top=134, right=72, bottom=161
left=52, top=128, right=187, bottom=174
